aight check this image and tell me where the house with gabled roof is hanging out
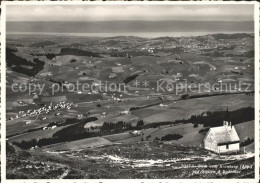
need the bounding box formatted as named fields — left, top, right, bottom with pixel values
left=204, top=108, right=240, bottom=154
left=204, top=121, right=240, bottom=154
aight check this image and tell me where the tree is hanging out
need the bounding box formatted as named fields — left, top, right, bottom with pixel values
left=136, top=120, right=144, bottom=128
left=193, top=123, right=198, bottom=128
left=181, top=93, right=189, bottom=100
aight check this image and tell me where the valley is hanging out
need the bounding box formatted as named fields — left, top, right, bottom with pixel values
left=6, top=33, right=255, bottom=179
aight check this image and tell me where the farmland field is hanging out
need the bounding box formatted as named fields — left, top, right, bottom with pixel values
left=5, top=31, right=255, bottom=179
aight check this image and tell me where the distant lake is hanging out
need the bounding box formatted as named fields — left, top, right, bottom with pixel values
left=6, top=21, right=254, bottom=38
left=7, top=31, right=254, bottom=38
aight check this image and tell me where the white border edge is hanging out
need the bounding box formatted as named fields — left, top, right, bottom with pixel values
left=1, top=1, right=259, bottom=183
left=1, top=1, right=7, bottom=183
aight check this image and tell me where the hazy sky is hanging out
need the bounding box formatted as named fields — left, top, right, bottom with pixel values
left=7, top=4, right=254, bottom=22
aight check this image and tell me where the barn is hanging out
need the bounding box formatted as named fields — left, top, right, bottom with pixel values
left=204, top=121, right=240, bottom=154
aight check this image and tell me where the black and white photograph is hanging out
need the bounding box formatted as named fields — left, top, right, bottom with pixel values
left=1, top=2, right=259, bottom=181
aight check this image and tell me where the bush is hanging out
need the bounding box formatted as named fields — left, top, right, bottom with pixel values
left=160, top=134, right=183, bottom=141
left=240, top=137, right=254, bottom=147
left=181, top=94, right=189, bottom=100
left=193, top=123, right=198, bottom=128
left=153, top=137, right=160, bottom=141
left=198, top=128, right=209, bottom=133
left=123, top=74, right=139, bottom=84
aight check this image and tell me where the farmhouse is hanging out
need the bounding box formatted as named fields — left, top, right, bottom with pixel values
left=204, top=121, right=240, bottom=154
left=18, top=94, right=37, bottom=104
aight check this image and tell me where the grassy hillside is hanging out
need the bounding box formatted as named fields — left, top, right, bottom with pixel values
left=7, top=141, right=254, bottom=179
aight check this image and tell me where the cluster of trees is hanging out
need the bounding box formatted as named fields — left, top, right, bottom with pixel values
left=14, top=118, right=143, bottom=150
left=55, top=119, right=143, bottom=142
left=188, top=107, right=254, bottom=127
left=13, top=139, right=38, bottom=150
left=100, top=120, right=143, bottom=135
left=141, top=134, right=183, bottom=142
left=123, top=74, right=139, bottom=84
left=45, top=54, right=56, bottom=60
left=6, top=48, right=45, bottom=77
left=136, top=120, right=144, bottom=128
left=240, top=137, right=254, bottom=147
left=52, top=117, right=98, bottom=138
left=130, top=103, right=159, bottom=111
left=13, top=129, right=97, bottom=150
left=13, top=107, right=254, bottom=150
left=100, top=121, right=133, bottom=135
left=13, top=117, right=98, bottom=149
left=203, top=50, right=254, bottom=58
left=143, top=107, right=254, bottom=128
left=110, top=50, right=149, bottom=57
left=58, top=48, right=101, bottom=57
left=180, top=92, right=249, bottom=101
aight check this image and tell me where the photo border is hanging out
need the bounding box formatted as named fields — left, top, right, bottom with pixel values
left=1, top=1, right=259, bottom=182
